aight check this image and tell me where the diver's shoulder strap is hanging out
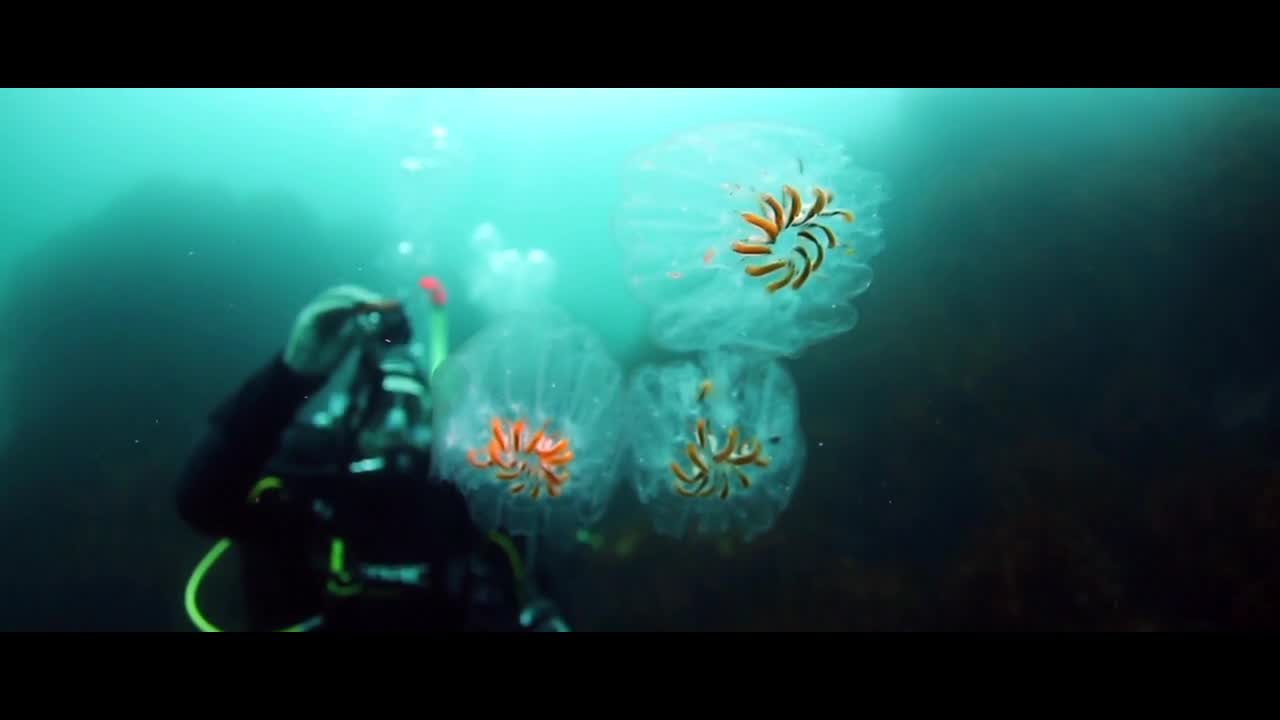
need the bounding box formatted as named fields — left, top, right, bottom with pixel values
left=486, top=530, right=529, bottom=606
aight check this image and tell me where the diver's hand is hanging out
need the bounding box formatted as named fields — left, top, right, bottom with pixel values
left=283, top=284, right=396, bottom=378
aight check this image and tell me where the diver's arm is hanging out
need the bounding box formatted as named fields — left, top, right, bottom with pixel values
left=176, top=351, right=326, bottom=539
left=177, top=285, right=397, bottom=539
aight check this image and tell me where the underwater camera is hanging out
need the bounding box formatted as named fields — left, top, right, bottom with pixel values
left=348, top=302, right=434, bottom=470
left=356, top=301, right=412, bottom=352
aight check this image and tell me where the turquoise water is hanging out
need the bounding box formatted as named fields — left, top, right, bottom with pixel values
left=1, top=87, right=1275, bottom=631
left=0, top=88, right=903, bottom=358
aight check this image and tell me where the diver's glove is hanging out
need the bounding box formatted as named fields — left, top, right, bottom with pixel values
left=519, top=595, right=572, bottom=632
left=283, top=284, right=396, bottom=378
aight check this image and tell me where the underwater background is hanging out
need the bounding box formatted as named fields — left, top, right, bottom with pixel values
left=0, top=87, right=1276, bottom=631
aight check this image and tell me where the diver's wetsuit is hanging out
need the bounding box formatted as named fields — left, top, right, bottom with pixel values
left=177, top=352, right=542, bottom=632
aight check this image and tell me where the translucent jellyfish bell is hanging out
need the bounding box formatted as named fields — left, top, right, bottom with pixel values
left=464, top=222, right=558, bottom=319
left=625, top=351, right=806, bottom=542
left=615, top=121, right=891, bottom=358
left=470, top=221, right=503, bottom=254
left=431, top=307, right=626, bottom=538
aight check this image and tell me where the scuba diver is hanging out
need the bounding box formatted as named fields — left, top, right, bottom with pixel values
left=176, top=282, right=570, bottom=632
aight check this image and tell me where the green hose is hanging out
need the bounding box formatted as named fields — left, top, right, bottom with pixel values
left=184, top=538, right=231, bottom=632
left=429, top=305, right=448, bottom=379
left=184, top=538, right=321, bottom=633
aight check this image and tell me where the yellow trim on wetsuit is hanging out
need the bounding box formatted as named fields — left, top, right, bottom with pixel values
left=186, top=496, right=531, bottom=630
left=325, top=537, right=362, bottom=597
left=184, top=536, right=320, bottom=632
left=184, top=475, right=322, bottom=632
left=247, top=476, right=283, bottom=502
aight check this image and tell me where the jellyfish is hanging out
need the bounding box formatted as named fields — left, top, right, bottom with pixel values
left=463, top=222, right=558, bottom=320
left=430, top=307, right=626, bottom=539
left=625, top=350, right=806, bottom=542
left=614, top=122, right=891, bottom=358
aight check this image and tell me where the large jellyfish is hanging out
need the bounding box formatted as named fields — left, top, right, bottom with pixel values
left=463, top=221, right=558, bottom=320
left=625, top=351, right=806, bottom=542
left=615, top=122, right=891, bottom=358
left=430, top=308, right=626, bottom=538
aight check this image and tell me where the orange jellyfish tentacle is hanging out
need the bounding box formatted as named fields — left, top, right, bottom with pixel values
left=797, top=230, right=826, bottom=271
left=740, top=212, right=779, bottom=242
left=745, top=260, right=789, bottom=277
left=671, top=462, right=696, bottom=484
left=686, top=443, right=709, bottom=473
left=791, top=246, right=814, bottom=290
left=783, top=185, right=803, bottom=226
left=714, top=427, right=739, bottom=463
left=765, top=263, right=797, bottom=293
left=762, top=194, right=786, bottom=233
left=732, top=241, right=773, bottom=256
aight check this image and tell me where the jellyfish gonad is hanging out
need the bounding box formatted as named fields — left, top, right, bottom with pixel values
left=671, top=416, right=774, bottom=500
left=467, top=417, right=575, bottom=500
left=669, top=379, right=773, bottom=501
left=735, top=184, right=857, bottom=293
